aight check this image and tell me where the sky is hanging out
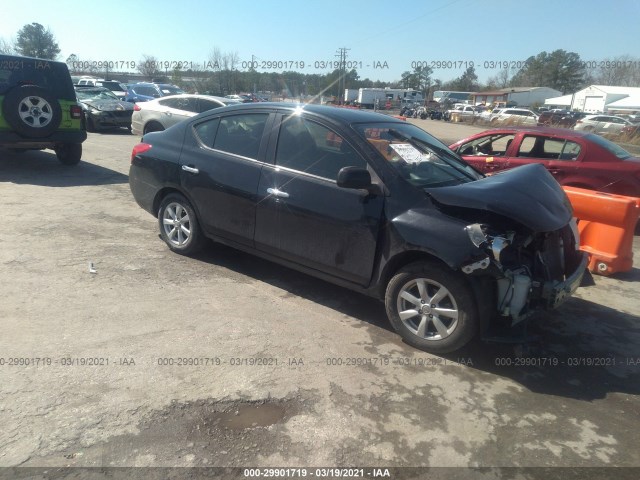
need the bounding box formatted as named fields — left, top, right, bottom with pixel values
left=2, top=0, right=639, bottom=85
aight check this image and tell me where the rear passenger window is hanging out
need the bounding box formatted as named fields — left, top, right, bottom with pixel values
left=275, top=116, right=367, bottom=180
left=194, top=118, right=220, bottom=148
left=559, top=140, right=581, bottom=160
left=213, top=113, right=268, bottom=159
left=517, top=136, right=581, bottom=160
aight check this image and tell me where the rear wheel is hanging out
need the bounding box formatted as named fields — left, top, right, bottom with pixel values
left=55, top=143, right=82, bottom=165
left=385, top=261, right=478, bottom=353
left=86, top=116, right=97, bottom=132
left=158, top=194, right=205, bottom=255
left=144, top=122, right=165, bottom=134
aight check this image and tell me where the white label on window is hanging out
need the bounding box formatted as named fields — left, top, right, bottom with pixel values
left=389, top=143, right=431, bottom=164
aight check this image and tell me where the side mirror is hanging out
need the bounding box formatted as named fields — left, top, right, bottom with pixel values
left=337, top=167, right=383, bottom=196
left=337, top=167, right=371, bottom=189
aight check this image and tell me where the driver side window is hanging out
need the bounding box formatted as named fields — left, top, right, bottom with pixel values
left=275, top=116, right=367, bottom=180
left=458, top=134, right=515, bottom=156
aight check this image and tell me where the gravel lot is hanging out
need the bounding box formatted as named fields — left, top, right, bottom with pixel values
left=1, top=119, right=639, bottom=476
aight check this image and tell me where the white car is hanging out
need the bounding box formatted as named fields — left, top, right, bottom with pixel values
left=490, top=108, right=538, bottom=125
left=131, top=94, right=240, bottom=136
left=447, top=104, right=480, bottom=122
left=483, top=108, right=504, bottom=121
left=573, top=114, right=633, bottom=135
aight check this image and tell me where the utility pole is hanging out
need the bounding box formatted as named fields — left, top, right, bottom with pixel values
left=335, top=47, right=350, bottom=104
left=252, top=54, right=257, bottom=93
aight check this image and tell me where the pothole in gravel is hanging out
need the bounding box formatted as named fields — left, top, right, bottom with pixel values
left=26, top=393, right=316, bottom=467
left=210, top=403, right=287, bottom=429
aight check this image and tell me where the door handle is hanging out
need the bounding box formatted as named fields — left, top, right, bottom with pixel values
left=181, top=165, right=199, bottom=174
left=267, top=187, right=289, bottom=199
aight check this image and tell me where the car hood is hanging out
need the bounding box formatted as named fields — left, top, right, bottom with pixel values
left=82, top=100, right=134, bottom=111
left=424, top=163, right=573, bottom=232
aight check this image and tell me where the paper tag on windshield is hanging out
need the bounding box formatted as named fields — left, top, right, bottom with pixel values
left=389, top=143, right=429, bottom=164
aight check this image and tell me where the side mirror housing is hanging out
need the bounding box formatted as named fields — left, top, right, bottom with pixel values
left=337, top=166, right=384, bottom=196
left=337, top=167, right=372, bottom=189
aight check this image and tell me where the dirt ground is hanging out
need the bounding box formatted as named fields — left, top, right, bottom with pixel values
left=0, top=120, right=638, bottom=478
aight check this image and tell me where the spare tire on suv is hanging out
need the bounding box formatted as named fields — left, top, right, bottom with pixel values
left=0, top=54, right=86, bottom=165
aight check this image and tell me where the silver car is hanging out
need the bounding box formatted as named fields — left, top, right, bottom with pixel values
left=573, top=114, right=633, bottom=135
left=131, top=94, right=240, bottom=135
left=489, top=108, right=538, bottom=125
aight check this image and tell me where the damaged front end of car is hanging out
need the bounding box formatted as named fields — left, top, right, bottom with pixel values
left=462, top=220, right=587, bottom=327
left=427, top=163, right=588, bottom=331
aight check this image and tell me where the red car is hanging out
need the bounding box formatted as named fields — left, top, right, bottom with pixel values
left=449, top=127, right=640, bottom=197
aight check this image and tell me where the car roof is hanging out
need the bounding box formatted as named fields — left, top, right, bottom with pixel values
left=75, top=86, right=110, bottom=92
left=0, top=53, right=67, bottom=66
left=457, top=126, right=595, bottom=139
left=151, top=93, right=232, bottom=102
left=204, top=103, right=409, bottom=124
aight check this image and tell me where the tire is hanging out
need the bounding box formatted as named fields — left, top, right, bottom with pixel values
left=86, top=115, right=96, bottom=133
left=158, top=194, right=206, bottom=255
left=55, top=143, right=82, bottom=165
left=385, top=261, right=478, bottom=353
left=2, top=85, right=62, bottom=138
left=144, top=122, right=164, bottom=135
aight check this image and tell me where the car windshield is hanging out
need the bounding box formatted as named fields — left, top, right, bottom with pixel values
left=585, top=133, right=633, bottom=160
left=101, top=82, right=126, bottom=92
left=77, top=89, right=119, bottom=101
left=353, top=122, right=482, bottom=188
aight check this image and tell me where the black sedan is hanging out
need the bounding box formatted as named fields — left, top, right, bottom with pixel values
left=75, top=86, right=134, bottom=132
left=129, top=104, right=587, bottom=353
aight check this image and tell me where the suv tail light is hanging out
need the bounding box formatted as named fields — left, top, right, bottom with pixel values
left=70, top=105, right=83, bottom=119
left=575, top=120, right=583, bottom=124
left=134, top=104, right=141, bottom=111
left=131, top=143, right=152, bottom=163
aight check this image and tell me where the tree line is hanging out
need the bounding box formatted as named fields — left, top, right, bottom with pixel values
left=2, top=23, right=640, bottom=98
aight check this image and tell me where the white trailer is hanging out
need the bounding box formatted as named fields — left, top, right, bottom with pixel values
left=344, top=89, right=359, bottom=103
left=356, top=88, right=423, bottom=109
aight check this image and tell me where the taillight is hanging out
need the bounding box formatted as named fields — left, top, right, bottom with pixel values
left=134, top=104, right=141, bottom=111
left=131, top=143, right=152, bottom=163
left=575, top=120, right=583, bottom=124
left=70, top=104, right=83, bottom=119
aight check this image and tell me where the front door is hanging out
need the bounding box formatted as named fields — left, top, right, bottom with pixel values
left=254, top=114, right=384, bottom=285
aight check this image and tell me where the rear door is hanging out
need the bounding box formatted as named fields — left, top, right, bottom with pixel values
left=179, top=111, right=273, bottom=246
left=160, top=97, right=197, bottom=128
left=504, top=134, right=581, bottom=184
left=254, top=113, right=385, bottom=285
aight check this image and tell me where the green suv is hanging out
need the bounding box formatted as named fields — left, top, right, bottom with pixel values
left=0, top=54, right=86, bottom=165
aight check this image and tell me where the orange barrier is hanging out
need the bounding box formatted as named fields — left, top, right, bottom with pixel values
left=563, top=187, right=640, bottom=275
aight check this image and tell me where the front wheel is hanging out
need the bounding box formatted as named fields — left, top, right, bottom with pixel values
left=158, top=193, right=206, bottom=255
left=385, top=261, right=478, bottom=353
